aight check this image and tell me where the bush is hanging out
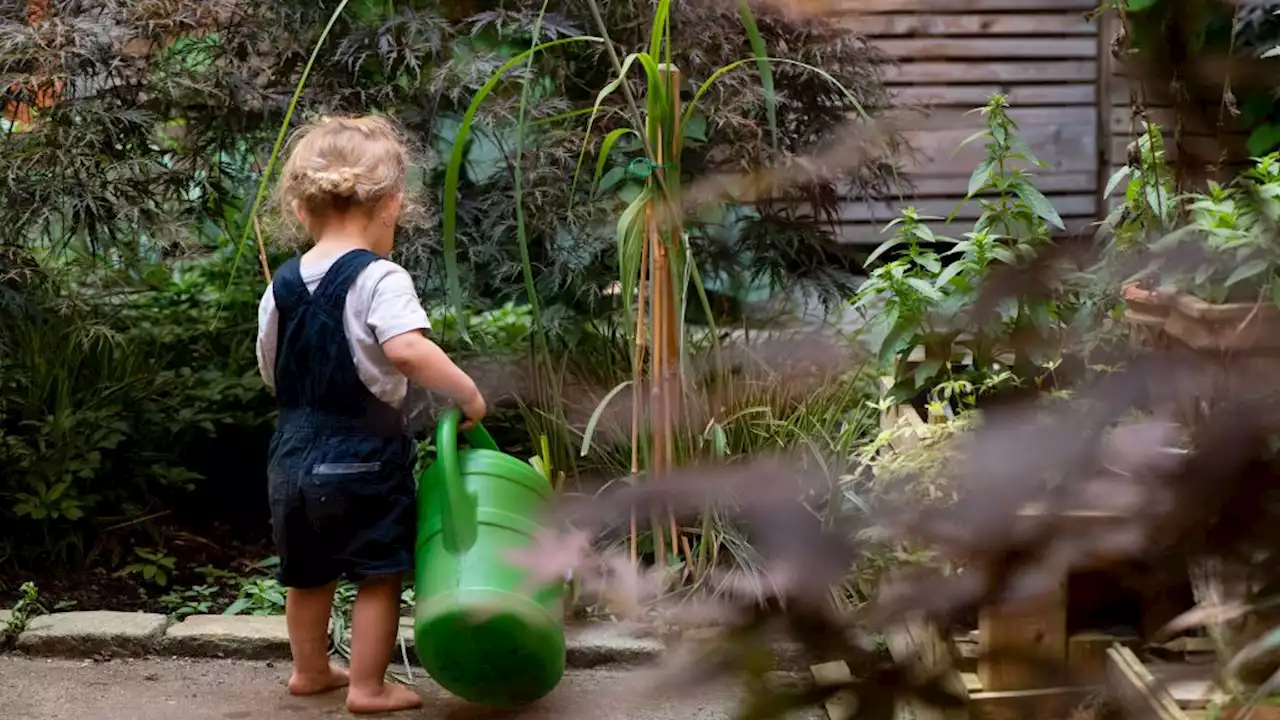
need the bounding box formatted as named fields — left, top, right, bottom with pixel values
left=0, top=245, right=272, bottom=569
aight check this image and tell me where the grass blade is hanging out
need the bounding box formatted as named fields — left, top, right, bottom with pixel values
left=735, top=0, right=778, bottom=154
left=512, top=0, right=553, bottom=360
left=440, top=36, right=603, bottom=342
left=580, top=380, right=635, bottom=456
left=218, top=0, right=350, bottom=323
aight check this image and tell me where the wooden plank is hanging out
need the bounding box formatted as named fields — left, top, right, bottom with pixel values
left=969, top=686, right=1097, bottom=720
left=837, top=0, right=1098, bottom=12
left=879, top=376, right=929, bottom=447
left=903, top=123, right=1097, bottom=175
left=1109, top=105, right=1192, bottom=135
left=900, top=105, right=1095, bottom=131
left=1097, top=7, right=1118, bottom=218
left=886, top=60, right=1098, bottom=84
left=876, top=37, right=1097, bottom=60
left=1109, top=82, right=1178, bottom=105
left=832, top=216, right=1097, bottom=245
left=895, top=83, right=1096, bottom=107
left=885, top=618, right=971, bottom=720
left=894, top=171, right=1096, bottom=196
left=1108, top=136, right=1253, bottom=166
left=842, top=12, right=1096, bottom=36
left=977, top=579, right=1068, bottom=692
left=1105, top=644, right=1191, bottom=720
left=810, top=661, right=858, bottom=720
left=841, top=194, right=1096, bottom=223
left=1068, top=632, right=1131, bottom=685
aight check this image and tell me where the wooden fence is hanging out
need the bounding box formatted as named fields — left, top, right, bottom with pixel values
left=832, top=0, right=1107, bottom=246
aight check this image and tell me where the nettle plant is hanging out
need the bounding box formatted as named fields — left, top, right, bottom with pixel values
left=1150, top=151, right=1280, bottom=305
left=854, top=95, right=1071, bottom=406
left=1103, top=120, right=1178, bottom=255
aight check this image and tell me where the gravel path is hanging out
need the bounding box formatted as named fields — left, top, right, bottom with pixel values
left=0, top=656, right=771, bottom=720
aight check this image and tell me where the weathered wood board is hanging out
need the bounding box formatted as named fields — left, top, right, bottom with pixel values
left=832, top=0, right=1105, bottom=245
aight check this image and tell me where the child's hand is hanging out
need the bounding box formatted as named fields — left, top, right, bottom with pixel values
left=460, top=391, right=487, bottom=430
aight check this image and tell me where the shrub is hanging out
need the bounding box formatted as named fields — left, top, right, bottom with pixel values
left=0, top=245, right=271, bottom=569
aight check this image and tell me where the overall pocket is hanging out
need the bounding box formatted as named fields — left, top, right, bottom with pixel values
left=300, top=434, right=410, bottom=531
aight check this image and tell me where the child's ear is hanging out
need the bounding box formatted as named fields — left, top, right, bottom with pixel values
left=292, top=199, right=308, bottom=227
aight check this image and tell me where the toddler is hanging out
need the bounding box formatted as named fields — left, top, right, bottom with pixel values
left=256, top=116, right=486, bottom=714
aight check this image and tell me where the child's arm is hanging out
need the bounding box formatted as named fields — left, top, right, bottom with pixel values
left=383, top=332, right=486, bottom=424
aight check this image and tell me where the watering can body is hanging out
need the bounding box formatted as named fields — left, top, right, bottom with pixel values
left=414, top=407, right=566, bottom=707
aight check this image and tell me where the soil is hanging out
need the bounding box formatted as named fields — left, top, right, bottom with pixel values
left=0, top=521, right=275, bottom=615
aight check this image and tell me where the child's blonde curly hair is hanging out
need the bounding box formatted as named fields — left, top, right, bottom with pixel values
left=278, top=115, right=409, bottom=221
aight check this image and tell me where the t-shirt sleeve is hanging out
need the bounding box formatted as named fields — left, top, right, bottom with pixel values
left=367, top=262, right=431, bottom=345
left=256, top=284, right=278, bottom=393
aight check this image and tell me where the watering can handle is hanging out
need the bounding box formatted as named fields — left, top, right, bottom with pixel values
left=435, top=407, right=498, bottom=554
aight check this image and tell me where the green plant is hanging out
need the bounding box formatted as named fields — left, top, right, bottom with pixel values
left=2, top=581, right=46, bottom=645
left=1103, top=120, right=1178, bottom=254
left=225, top=577, right=288, bottom=617
left=1128, top=151, right=1280, bottom=305
left=854, top=95, right=1073, bottom=405
left=0, top=243, right=272, bottom=569
left=118, top=548, right=178, bottom=587
left=1114, top=0, right=1280, bottom=157
left=158, top=584, right=222, bottom=619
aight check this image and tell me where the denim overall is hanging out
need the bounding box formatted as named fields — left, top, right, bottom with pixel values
left=267, top=249, right=417, bottom=589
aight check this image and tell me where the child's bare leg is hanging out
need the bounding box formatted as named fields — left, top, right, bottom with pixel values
left=346, top=573, right=422, bottom=714
left=285, top=582, right=349, bottom=695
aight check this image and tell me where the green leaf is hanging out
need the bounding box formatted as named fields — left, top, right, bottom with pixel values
left=1124, top=0, right=1158, bottom=12
left=596, top=165, right=626, bottom=194
left=1225, top=259, right=1269, bottom=287
left=864, top=237, right=905, bottom=267
left=735, top=0, right=777, bottom=153
left=917, top=253, right=941, bottom=274
left=580, top=380, right=633, bottom=457
left=967, top=156, right=996, bottom=198
left=590, top=127, right=640, bottom=199
left=683, top=113, right=709, bottom=142
left=905, top=276, right=943, bottom=301
left=953, top=129, right=989, bottom=155
left=934, top=261, right=966, bottom=289
left=1248, top=124, right=1280, bottom=157
left=1104, top=166, right=1132, bottom=198
left=617, top=181, right=644, bottom=204
left=1015, top=184, right=1065, bottom=229
left=877, top=319, right=917, bottom=370
left=914, top=358, right=944, bottom=389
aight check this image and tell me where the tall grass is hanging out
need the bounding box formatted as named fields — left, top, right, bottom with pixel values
left=429, top=0, right=882, bottom=582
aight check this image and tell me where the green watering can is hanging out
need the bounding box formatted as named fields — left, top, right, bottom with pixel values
left=413, top=406, right=566, bottom=707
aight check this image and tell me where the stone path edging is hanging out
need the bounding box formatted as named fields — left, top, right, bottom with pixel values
left=2, top=610, right=667, bottom=668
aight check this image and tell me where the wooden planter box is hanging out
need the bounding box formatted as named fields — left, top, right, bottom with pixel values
left=1220, top=705, right=1280, bottom=720
left=1122, top=283, right=1280, bottom=352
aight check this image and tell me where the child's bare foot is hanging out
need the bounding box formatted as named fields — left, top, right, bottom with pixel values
left=347, top=683, right=423, bottom=714
left=288, top=663, right=350, bottom=696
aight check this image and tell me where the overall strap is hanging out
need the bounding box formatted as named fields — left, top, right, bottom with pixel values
left=270, top=248, right=404, bottom=436
left=311, top=249, right=382, bottom=309
left=271, top=255, right=310, bottom=315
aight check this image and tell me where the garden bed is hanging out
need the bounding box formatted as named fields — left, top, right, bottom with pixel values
left=0, top=522, right=274, bottom=616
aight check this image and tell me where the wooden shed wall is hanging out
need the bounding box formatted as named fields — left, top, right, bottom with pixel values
left=832, top=0, right=1104, bottom=246
left=1097, top=10, right=1252, bottom=214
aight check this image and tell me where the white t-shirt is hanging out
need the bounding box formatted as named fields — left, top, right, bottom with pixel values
left=256, top=251, right=430, bottom=408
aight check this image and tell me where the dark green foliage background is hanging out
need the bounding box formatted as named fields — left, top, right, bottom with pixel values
left=0, top=0, right=894, bottom=573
